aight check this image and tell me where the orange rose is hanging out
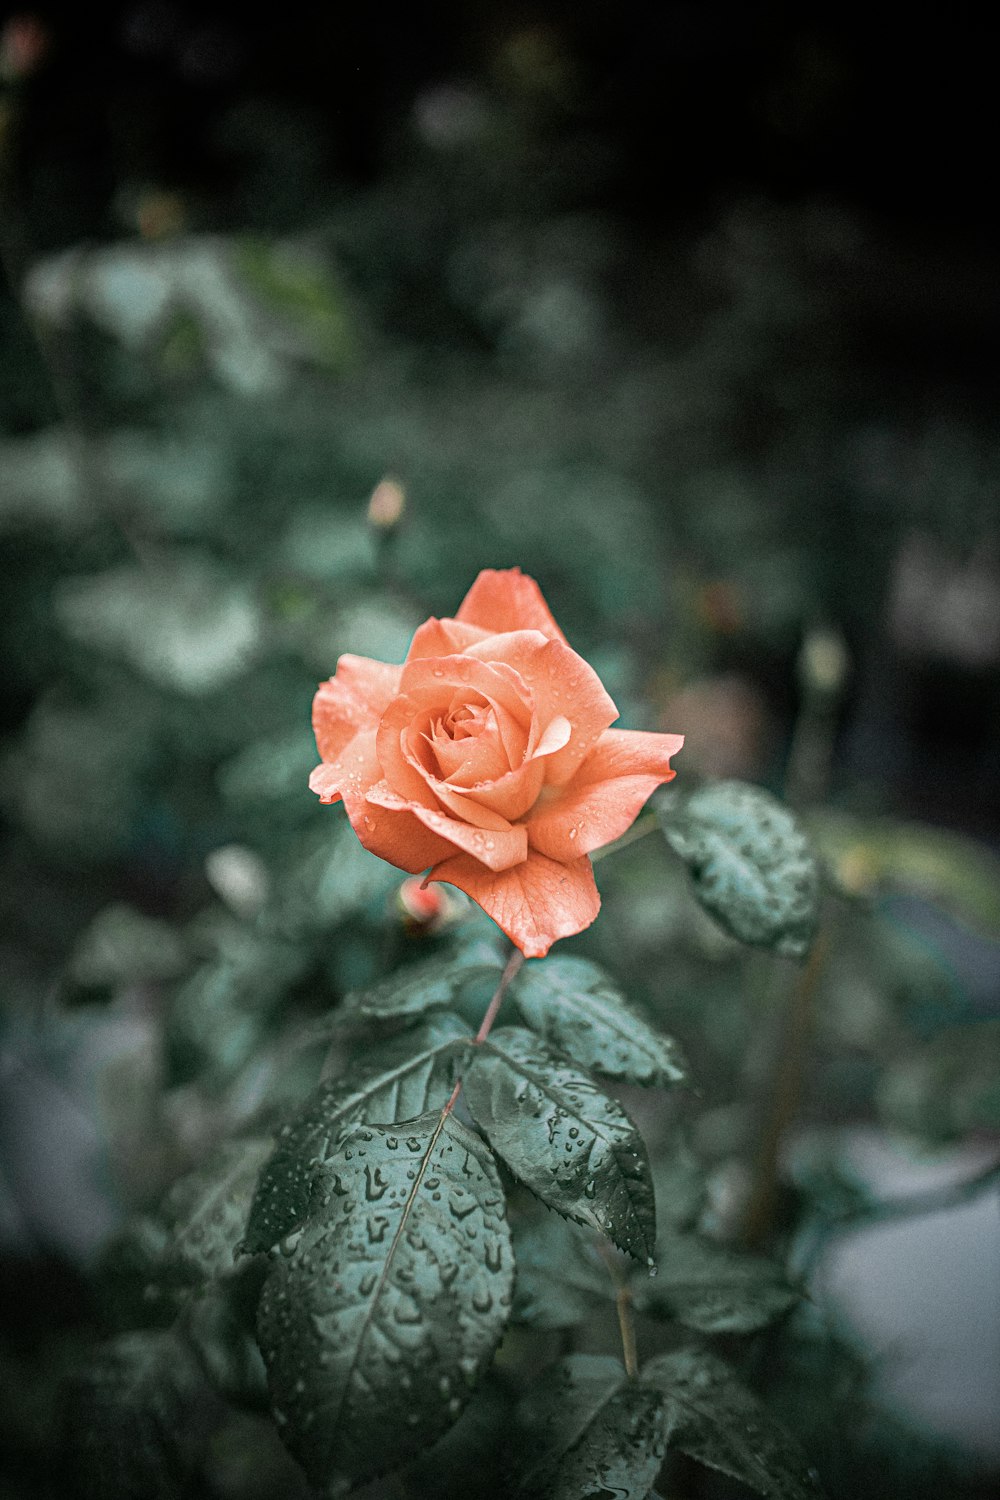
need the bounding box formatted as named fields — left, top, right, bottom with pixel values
left=309, top=569, right=683, bottom=957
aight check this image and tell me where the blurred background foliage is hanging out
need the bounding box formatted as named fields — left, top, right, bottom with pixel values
left=0, top=4, right=998, bottom=1497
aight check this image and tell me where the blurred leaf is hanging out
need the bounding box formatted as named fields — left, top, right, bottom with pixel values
left=509, top=954, right=687, bottom=1088
left=160, top=1137, right=273, bottom=1285
left=234, top=237, right=355, bottom=369
left=635, top=1231, right=800, bottom=1334
left=338, top=945, right=505, bottom=1027
left=877, top=1020, right=1000, bottom=1142
left=809, top=811, right=1000, bottom=940
left=68, top=903, right=188, bottom=990
left=272, top=818, right=401, bottom=935
left=643, top=1347, right=823, bottom=1498
left=280, top=509, right=376, bottom=582
left=660, top=781, right=820, bottom=959
left=256, top=1113, right=513, bottom=1493
left=243, top=1013, right=472, bottom=1254
left=168, top=928, right=308, bottom=1083
left=515, top=1354, right=668, bottom=1500
left=55, top=553, right=263, bottom=695
left=60, top=1330, right=221, bottom=1500
left=650, top=1136, right=707, bottom=1233
left=217, top=727, right=319, bottom=817
left=179, top=1276, right=268, bottom=1410
left=510, top=1210, right=609, bottom=1330
left=463, top=1025, right=656, bottom=1261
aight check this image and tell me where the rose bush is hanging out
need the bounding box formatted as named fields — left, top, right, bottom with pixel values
left=309, top=568, right=683, bottom=955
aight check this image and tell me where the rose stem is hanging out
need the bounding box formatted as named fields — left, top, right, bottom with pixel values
left=595, top=1240, right=639, bottom=1380
left=441, top=947, right=525, bottom=1119
left=740, top=922, right=828, bottom=1248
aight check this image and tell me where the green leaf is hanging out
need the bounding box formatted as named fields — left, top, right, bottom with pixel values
left=256, top=1112, right=514, bottom=1493
left=509, top=955, right=687, bottom=1088
left=339, top=944, right=505, bottom=1027
left=179, top=1275, right=268, bottom=1409
left=160, top=1137, right=274, bottom=1285
left=634, top=1231, right=800, bottom=1334
left=642, top=1348, right=823, bottom=1498
left=660, top=781, right=820, bottom=959
left=54, top=553, right=263, bottom=695
left=463, top=1026, right=656, bottom=1261
left=60, top=1330, right=219, bottom=1500
left=516, top=1354, right=668, bottom=1500
left=807, top=810, right=1000, bottom=938
left=510, top=1210, right=609, bottom=1330
left=68, top=902, right=188, bottom=989
left=876, top=1019, right=1000, bottom=1143
left=242, top=1012, right=472, bottom=1255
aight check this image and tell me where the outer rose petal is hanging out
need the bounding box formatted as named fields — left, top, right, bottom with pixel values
left=366, top=780, right=528, bottom=871
left=406, top=617, right=492, bottom=660
left=427, top=850, right=601, bottom=958
left=526, top=728, right=684, bottom=861
left=313, top=656, right=403, bottom=762
left=455, top=567, right=569, bottom=645
left=466, top=631, right=617, bottom=786
left=308, top=726, right=382, bottom=805
left=342, top=788, right=454, bottom=874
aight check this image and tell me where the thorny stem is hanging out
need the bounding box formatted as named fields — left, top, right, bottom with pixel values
left=595, top=1241, right=639, bottom=1380
left=741, top=925, right=828, bottom=1248
left=441, top=948, right=525, bottom=1119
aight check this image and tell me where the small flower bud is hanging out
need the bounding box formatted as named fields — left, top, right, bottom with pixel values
left=367, top=477, right=406, bottom=532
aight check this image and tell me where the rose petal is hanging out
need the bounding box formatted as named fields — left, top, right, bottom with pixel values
left=342, top=787, right=454, bottom=874
left=366, top=780, right=527, bottom=871
left=455, top=567, right=569, bottom=645
left=526, top=728, right=683, bottom=860
left=432, top=756, right=545, bottom=825
left=418, top=715, right=509, bottom=786
left=313, top=656, right=402, bottom=762
left=308, top=727, right=382, bottom=806
left=427, top=850, right=601, bottom=958
left=379, top=657, right=533, bottom=804
left=531, top=714, right=572, bottom=760
left=406, top=617, right=492, bottom=660
left=467, top=631, right=617, bottom=785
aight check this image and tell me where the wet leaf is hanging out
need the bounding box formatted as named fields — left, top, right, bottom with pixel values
left=516, top=1354, right=668, bottom=1500
left=257, top=1112, right=514, bottom=1493
left=633, top=1232, right=800, bottom=1334
left=660, top=781, right=820, bottom=960
left=643, top=1347, right=824, bottom=1498
left=509, top=955, right=687, bottom=1088
left=160, top=1138, right=273, bottom=1285
left=463, top=1026, right=656, bottom=1261
left=243, top=1012, right=472, bottom=1254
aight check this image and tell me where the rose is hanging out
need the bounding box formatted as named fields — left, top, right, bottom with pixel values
left=309, top=568, right=683, bottom=957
